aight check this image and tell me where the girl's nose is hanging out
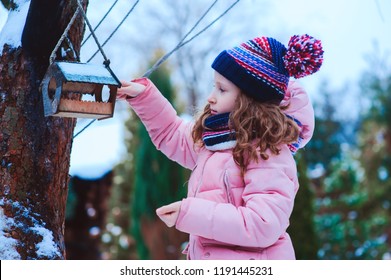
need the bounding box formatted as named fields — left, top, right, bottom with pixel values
left=207, top=93, right=216, bottom=104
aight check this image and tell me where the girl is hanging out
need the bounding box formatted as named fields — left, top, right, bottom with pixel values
left=118, top=34, right=323, bottom=260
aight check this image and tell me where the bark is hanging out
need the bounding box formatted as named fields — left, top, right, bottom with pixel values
left=0, top=0, right=87, bottom=259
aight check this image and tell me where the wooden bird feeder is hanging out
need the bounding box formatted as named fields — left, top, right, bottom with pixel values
left=41, top=61, right=121, bottom=120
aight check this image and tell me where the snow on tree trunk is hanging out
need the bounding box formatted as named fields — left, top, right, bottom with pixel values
left=0, top=0, right=86, bottom=259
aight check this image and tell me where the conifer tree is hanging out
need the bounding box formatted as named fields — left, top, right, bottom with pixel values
left=288, top=154, right=318, bottom=259
left=313, top=52, right=391, bottom=259
left=356, top=52, right=391, bottom=255
left=304, top=81, right=343, bottom=173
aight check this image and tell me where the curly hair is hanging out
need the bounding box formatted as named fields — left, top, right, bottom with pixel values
left=192, top=92, right=300, bottom=175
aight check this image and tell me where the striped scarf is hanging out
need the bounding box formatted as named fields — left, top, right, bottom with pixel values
left=202, top=113, right=236, bottom=151
left=286, top=115, right=304, bottom=154
left=201, top=112, right=304, bottom=154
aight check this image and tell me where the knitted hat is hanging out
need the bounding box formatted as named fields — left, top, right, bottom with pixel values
left=211, top=34, right=323, bottom=103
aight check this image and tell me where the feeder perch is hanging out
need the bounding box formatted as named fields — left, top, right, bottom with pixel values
left=41, top=61, right=121, bottom=120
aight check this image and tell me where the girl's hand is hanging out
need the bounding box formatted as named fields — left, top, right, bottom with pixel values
left=156, top=201, right=182, bottom=227
left=117, top=80, right=146, bottom=100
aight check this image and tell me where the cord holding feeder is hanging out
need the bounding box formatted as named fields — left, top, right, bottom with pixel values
left=72, top=0, right=240, bottom=138
left=40, top=0, right=121, bottom=121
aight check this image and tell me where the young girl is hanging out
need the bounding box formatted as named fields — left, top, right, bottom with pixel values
left=117, top=34, right=323, bottom=260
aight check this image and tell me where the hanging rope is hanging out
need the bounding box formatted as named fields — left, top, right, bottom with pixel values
left=49, top=0, right=114, bottom=66
left=175, top=0, right=240, bottom=53
left=64, top=35, right=80, bottom=61
left=73, top=0, right=241, bottom=139
left=49, top=7, right=81, bottom=64
left=73, top=118, right=97, bottom=138
left=143, top=0, right=240, bottom=77
left=142, top=0, right=219, bottom=77
left=76, top=0, right=110, bottom=63
left=45, top=0, right=125, bottom=140
left=374, top=0, right=385, bottom=22
left=81, top=0, right=120, bottom=47
left=75, top=0, right=121, bottom=87
left=87, top=0, right=140, bottom=62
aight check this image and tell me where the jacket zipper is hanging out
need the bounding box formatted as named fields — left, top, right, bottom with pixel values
left=192, top=153, right=211, bottom=258
left=194, top=154, right=210, bottom=197
left=223, top=169, right=232, bottom=204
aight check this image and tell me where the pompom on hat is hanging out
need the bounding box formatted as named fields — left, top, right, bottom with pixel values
left=211, top=34, right=323, bottom=103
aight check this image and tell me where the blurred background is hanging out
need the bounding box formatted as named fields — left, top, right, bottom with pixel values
left=1, top=0, right=390, bottom=260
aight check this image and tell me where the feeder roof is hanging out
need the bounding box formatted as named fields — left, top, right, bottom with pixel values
left=54, top=62, right=120, bottom=86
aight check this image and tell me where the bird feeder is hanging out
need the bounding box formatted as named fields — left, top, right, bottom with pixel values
left=41, top=61, right=121, bottom=120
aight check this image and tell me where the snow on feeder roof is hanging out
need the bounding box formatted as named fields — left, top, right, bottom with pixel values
left=41, top=61, right=121, bottom=120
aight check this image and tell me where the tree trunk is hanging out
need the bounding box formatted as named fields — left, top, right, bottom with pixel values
left=0, top=0, right=87, bottom=259
left=65, top=171, right=114, bottom=260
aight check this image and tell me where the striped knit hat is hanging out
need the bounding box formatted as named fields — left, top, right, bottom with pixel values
left=211, top=34, right=323, bottom=103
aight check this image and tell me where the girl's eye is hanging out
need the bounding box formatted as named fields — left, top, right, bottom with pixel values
left=219, top=87, right=226, bottom=93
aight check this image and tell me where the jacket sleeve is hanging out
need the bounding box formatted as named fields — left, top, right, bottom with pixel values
left=175, top=152, right=296, bottom=248
left=126, top=78, right=198, bottom=169
left=281, top=81, right=315, bottom=150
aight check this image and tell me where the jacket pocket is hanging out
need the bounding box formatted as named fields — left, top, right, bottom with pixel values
left=200, top=242, right=266, bottom=260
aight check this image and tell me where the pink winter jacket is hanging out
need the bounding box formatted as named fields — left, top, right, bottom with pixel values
left=126, top=78, right=314, bottom=260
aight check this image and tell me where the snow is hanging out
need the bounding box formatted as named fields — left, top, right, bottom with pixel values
left=0, top=0, right=30, bottom=54
left=31, top=226, right=61, bottom=259
left=0, top=198, right=61, bottom=259
left=0, top=206, right=21, bottom=260
left=57, top=61, right=120, bottom=85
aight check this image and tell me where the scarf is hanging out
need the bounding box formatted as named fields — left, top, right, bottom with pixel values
left=201, top=112, right=303, bottom=154
left=286, top=115, right=304, bottom=154
left=202, top=112, right=236, bottom=151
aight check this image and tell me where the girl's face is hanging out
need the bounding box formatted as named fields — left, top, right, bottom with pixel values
left=207, top=71, right=241, bottom=115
